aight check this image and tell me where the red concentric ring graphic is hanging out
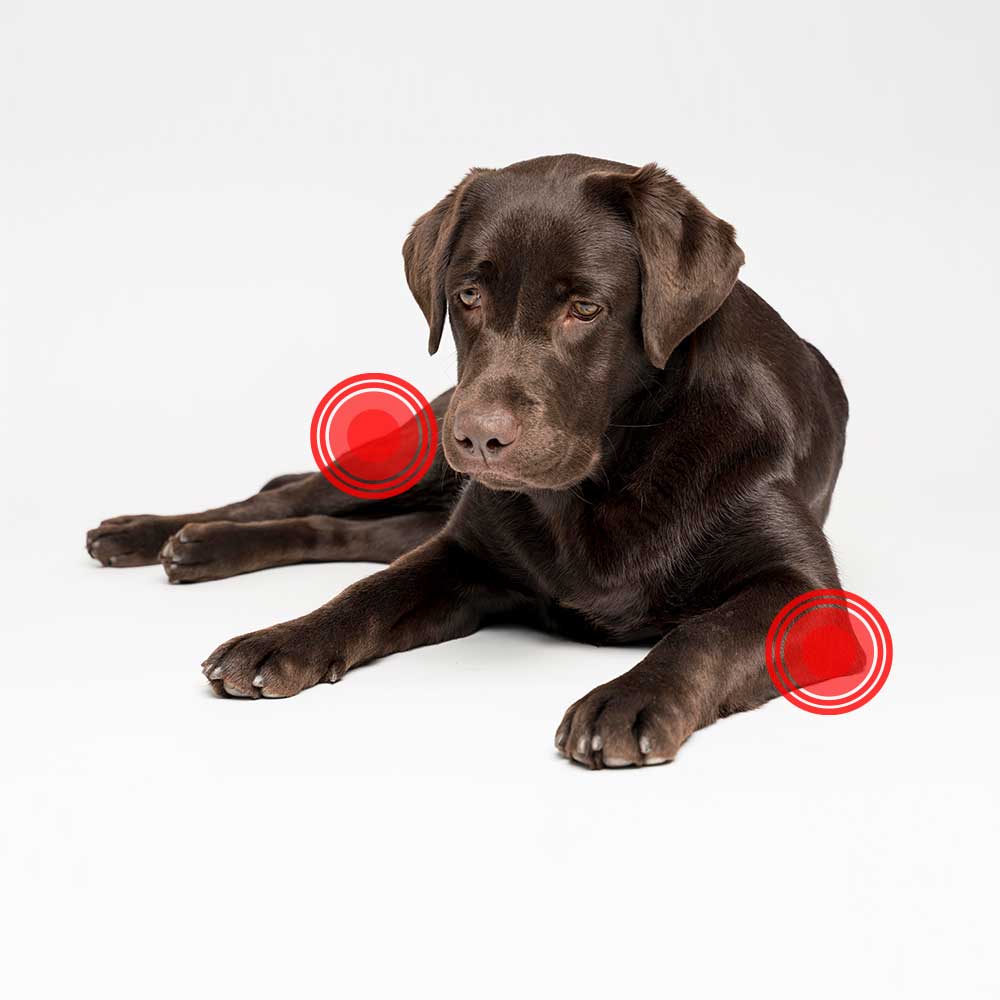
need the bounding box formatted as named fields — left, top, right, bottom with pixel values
left=765, top=589, right=892, bottom=715
left=310, top=373, right=438, bottom=499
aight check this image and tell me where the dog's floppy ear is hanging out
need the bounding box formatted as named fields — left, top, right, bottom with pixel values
left=585, top=163, right=744, bottom=368
left=403, top=170, right=482, bottom=355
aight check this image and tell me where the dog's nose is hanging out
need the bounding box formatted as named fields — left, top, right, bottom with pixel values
left=452, top=408, right=521, bottom=457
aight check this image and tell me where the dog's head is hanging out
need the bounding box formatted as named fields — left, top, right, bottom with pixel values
left=403, top=154, right=744, bottom=492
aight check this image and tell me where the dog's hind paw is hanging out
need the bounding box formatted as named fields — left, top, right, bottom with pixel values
left=86, top=514, right=182, bottom=567
left=160, top=522, right=251, bottom=583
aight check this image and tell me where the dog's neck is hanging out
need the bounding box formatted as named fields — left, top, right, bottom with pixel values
left=521, top=340, right=692, bottom=520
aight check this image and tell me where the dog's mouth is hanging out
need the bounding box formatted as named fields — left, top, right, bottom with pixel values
left=448, top=445, right=603, bottom=494
left=469, top=469, right=532, bottom=492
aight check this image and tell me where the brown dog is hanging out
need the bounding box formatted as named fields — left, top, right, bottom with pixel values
left=86, top=154, right=850, bottom=768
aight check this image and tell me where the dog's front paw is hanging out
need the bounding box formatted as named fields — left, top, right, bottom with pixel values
left=554, top=677, right=691, bottom=769
left=86, top=515, right=183, bottom=567
left=201, top=617, right=344, bottom=699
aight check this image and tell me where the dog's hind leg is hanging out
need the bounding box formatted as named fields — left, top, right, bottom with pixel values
left=86, top=389, right=461, bottom=567
left=259, top=472, right=313, bottom=492
left=159, top=511, right=449, bottom=583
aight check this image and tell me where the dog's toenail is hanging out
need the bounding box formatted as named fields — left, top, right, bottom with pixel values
left=603, top=756, right=631, bottom=767
left=210, top=666, right=224, bottom=680
left=252, top=674, right=264, bottom=687
left=638, top=734, right=652, bottom=754
left=591, top=734, right=603, bottom=751
left=576, top=736, right=589, bottom=755
left=644, top=756, right=669, bottom=766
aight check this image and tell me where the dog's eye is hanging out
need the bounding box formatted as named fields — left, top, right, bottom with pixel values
left=570, top=301, right=601, bottom=320
left=459, top=287, right=481, bottom=308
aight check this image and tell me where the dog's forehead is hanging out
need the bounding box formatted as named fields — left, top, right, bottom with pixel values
left=455, top=179, right=635, bottom=281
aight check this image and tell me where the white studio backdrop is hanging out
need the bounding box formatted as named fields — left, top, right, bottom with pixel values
left=2, top=2, right=998, bottom=998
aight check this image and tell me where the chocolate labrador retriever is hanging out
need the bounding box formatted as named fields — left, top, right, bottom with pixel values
left=86, top=154, right=850, bottom=768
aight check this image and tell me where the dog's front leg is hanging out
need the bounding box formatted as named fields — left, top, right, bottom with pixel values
left=201, top=535, right=516, bottom=698
left=555, top=572, right=845, bottom=769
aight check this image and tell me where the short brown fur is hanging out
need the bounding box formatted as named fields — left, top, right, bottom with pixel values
left=87, top=154, right=851, bottom=768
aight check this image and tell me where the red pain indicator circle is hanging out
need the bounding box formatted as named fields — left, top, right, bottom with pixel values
left=310, top=373, right=438, bottom=499
left=765, top=589, right=892, bottom=715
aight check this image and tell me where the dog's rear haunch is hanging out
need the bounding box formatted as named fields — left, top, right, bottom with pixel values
left=87, top=154, right=849, bottom=769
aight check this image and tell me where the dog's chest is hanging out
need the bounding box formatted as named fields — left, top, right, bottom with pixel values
left=499, top=494, right=668, bottom=639
left=552, top=584, right=659, bottom=641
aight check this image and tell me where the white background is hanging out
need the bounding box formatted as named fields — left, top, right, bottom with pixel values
left=2, top=1, right=998, bottom=996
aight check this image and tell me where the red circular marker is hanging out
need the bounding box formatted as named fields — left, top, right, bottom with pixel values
left=765, top=589, right=892, bottom=715
left=310, top=373, right=438, bottom=499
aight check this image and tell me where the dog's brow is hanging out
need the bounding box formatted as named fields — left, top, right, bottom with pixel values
left=561, top=274, right=617, bottom=301
left=451, top=258, right=493, bottom=285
